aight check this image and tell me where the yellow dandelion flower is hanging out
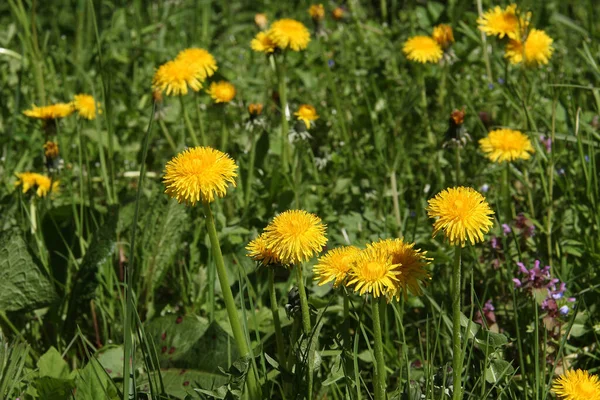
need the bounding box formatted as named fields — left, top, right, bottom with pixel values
left=15, top=172, right=37, bottom=194
left=477, top=4, right=523, bottom=40
left=152, top=59, right=203, bottom=96
left=176, top=48, right=218, bottom=80
left=246, top=233, right=281, bottom=266
left=309, top=4, right=325, bottom=21
left=294, top=104, right=319, bottom=128
left=163, top=146, right=238, bottom=205
left=248, top=103, right=263, bottom=116
left=263, top=210, right=327, bottom=265
left=73, top=94, right=101, bottom=120
left=403, top=36, right=443, bottom=64
left=370, top=239, right=431, bottom=299
left=255, top=13, right=268, bottom=30
left=427, top=187, right=494, bottom=247
left=346, top=247, right=400, bottom=298
left=44, top=141, right=59, bottom=159
left=313, top=246, right=361, bottom=287
left=251, top=31, right=276, bottom=53
left=332, top=7, right=344, bottom=20
left=207, top=81, right=236, bottom=103
left=23, top=103, right=74, bottom=120
left=15, top=172, right=59, bottom=197
left=523, top=29, right=553, bottom=66
left=552, top=369, right=600, bottom=400
left=504, top=39, right=524, bottom=64
left=268, top=19, right=311, bottom=52
left=479, top=129, right=534, bottom=163
left=432, top=24, right=454, bottom=49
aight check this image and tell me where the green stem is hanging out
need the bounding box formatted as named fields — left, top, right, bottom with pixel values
left=503, top=162, right=512, bottom=224
left=268, top=269, right=286, bottom=370
left=158, top=120, right=177, bottom=152
left=455, top=145, right=461, bottom=185
left=294, top=264, right=311, bottom=334
left=180, top=96, right=199, bottom=147
left=244, top=129, right=259, bottom=208
left=275, top=55, right=289, bottom=172
left=419, top=71, right=434, bottom=147
left=451, top=246, right=463, bottom=400
left=219, top=107, right=229, bottom=151
left=202, top=201, right=261, bottom=400
left=194, top=93, right=207, bottom=146
left=476, top=0, right=493, bottom=84
left=372, top=297, right=386, bottom=400
left=390, top=170, right=402, bottom=235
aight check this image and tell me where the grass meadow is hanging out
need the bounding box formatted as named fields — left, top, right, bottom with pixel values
left=1, top=0, right=600, bottom=399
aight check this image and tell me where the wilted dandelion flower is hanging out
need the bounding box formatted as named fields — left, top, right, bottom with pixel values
left=251, top=31, right=276, bottom=53
left=255, top=13, right=268, bottom=30
left=152, top=59, right=203, bottom=96
left=346, top=247, right=400, bottom=298
left=207, top=81, right=236, bottom=103
left=263, top=210, right=327, bottom=265
left=479, top=129, right=534, bottom=162
left=309, top=4, right=325, bottom=21
left=163, top=146, right=237, bottom=205
left=403, top=36, right=443, bottom=64
left=370, top=239, right=431, bottom=299
left=332, top=7, right=344, bottom=20
left=477, top=4, right=523, bottom=40
left=313, top=246, right=361, bottom=287
left=552, top=369, right=600, bottom=400
left=427, top=187, right=494, bottom=247
left=294, top=104, right=319, bottom=128
left=246, top=233, right=281, bottom=266
left=24, top=103, right=74, bottom=120
left=432, top=24, right=454, bottom=49
left=15, top=172, right=59, bottom=197
left=73, top=94, right=100, bottom=120
left=176, top=48, right=218, bottom=80
left=44, top=141, right=59, bottom=159
left=248, top=103, right=263, bottom=117
left=268, top=19, right=311, bottom=51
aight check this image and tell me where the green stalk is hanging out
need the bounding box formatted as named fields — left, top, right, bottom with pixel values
left=180, top=96, right=199, bottom=147
left=503, top=162, right=512, bottom=224
left=476, top=0, right=493, bottom=84
left=294, top=264, right=312, bottom=334
left=158, top=120, right=177, bottom=152
left=219, top=107, right=229, bottom=151
left=194, top=93, right=207, bottom=146
left=455, top=145, right=461, bottom=185
left=451, top=246, right=463, bottom=400
left=419, top=71, right=434, bottom=147
left=268, top=269, right=286, bottom=369
left=546, top=97, right=557, bottom=265
left=275, top=55, right=290, bottom=172
left=372, top=297, right=386, bottom=400
left=244, top=128, right=259, bottom=207
left=390, top=171, right=402, bottom=235
left=202, top=201, right=261, bottom=399
left=201, top=0, right=210, bottom=45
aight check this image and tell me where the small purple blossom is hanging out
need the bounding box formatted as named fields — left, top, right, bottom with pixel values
left=540, top=135, right=552, bottom=153
left=513, top=260, right=557, bottom=291
left=480, top=183, right=490, bottom=193
left=497, top=77, right=505, bottom=85
left=559, top=305, right=570, bottom=316
left=475, top=299, right=497, bottom=326
left=488, top=83, right=494, bottom=90
left=502, top=224, right=512, bottom=235
left=515, top=213, right=535, bottom=238
left=328, top=59, right=335, bottom=68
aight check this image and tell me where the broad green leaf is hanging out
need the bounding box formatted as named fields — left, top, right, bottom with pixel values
left=139, top=368, right=227, bottom=399
left=75, top=359, right=119, bottom=400
left=485, top=359, right=514, bottom=384
left=96, top=346, right=124, bottom=379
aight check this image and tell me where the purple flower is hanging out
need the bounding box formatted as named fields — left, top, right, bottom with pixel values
left=559, top=305, right=570, bottom=316
left=475, top=299, right=497, bottom=326
left=540, top=135, right=552, bottom=153
left=480, top=183, right=490, bottom=193
left=514, top=260, right=556, bottom=291
left=502, top=224, right=512, bottom=235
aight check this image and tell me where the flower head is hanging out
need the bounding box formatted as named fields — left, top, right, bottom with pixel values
left=370, top=239, right=431, bottom=299
left=552, top=369, right=600, bottom=400
left=332, top=7, right=344, bottom=20
left=176, top=48, right=218, bottom=80
left=73, top=94, right=101, bottom=120
left=451, top=109, right=466, bottom=125
left=255, top=13, right=268, bottom=30
left=248, top=103, right=264, bottom=117
left=427, top=187, right=494, bottom=247
left=268, top=19, right=311, bottom=51
left=263, top=210, right=327, bottom=264
left=432, top=24, right=454, bottom=49
left=403, top=36, right=443, bottom=64
left=313, top=246, right=361, bottom=287
left=251, top=31, right=276, bottom=53
left=23, top=103, right=74, bottom=120
left=523, top=29, right=553, bottom=66
left=309, top=4, right=325, bottom=22
left=152, top=59, right=203, bottom=96
left=207, top=81, right=236, bottom=103
left=44, top=141, right=59, bottom=159
left=477, top=4, right=524, bottom=40
left=479, top=129, right=534, bottom=163
left=15, top=172, right=59, bottom=197
left=346, top=247, right=400, bottom=298
left=246, top=233, right=281, bottom=266
left=294, top=104, right=319, bottom=128
left=163, top=146, right=237, bottom=205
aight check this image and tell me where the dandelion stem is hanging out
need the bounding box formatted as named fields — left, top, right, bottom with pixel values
left=451, top=246, right=463, bottom=400
left=294, top=264, right=312, bottom=334
left=372, top=296, right=386, bottom=400
left=194, top=93, right=207, bottom=146
left=219, top=107, right=229, bottom=151
left=503, top=162, right=512, bottom=223
left=455, top=145, right=461, bottom=185
left=158, top=120, right=177, bottom=152
left=202, top=201, right=261, bottom=400
left=275, top=55, right=290, bottom=172
left=476, top=0, right=493, bottom=84
left=244, top=128, right=259, bottom=208
left=390, top=170, right=402, bottom=235
left=268, top=268, right=286, bottom=370
left=180, top=96, right=199, bottom=147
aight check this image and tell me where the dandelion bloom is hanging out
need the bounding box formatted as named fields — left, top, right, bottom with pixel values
left=479, top=129, right=534, bottom=163
left=523, top=29, right=553, bottom=66
left=176, top=48, right=218, bottom=80
left=403, top=36, right=443, bottom=64
left=552, top=369, right=600, bottom=400
left=15, top=172, right=59, bottom=197
left=73, top=94, right=100, bottom=120
left=427, top=187, right=494, bottom=247
left=152, top=59, right=203, bottom=96
left=432, top=24, right=454, bottom=49
left=255, top=13, right=268, bottom=30
left=163, top=146, right=237, bottom=205
left=246, top=233, right=280, bottom=266
left=309, top=4, right=325, bottom=21
left=332, top=7, right=344, bottom=20
left=268, top=19, right=311, bottom=51
left=251, top=31, right=276, bottom=53
left=23, top=103, right=74, bottom=120
left=263, top=210, right=327, bottom=265
left=44, top=141, right=59, bottom=159
left=370, top=239, right=431, bottom=299
left=207, top=81, right=236, bottom=103
left=294, top=104, right=319, bottom=128
left=313, top=246, right=361, bottom=287
left=346, top=247, right=400, bottom=298
left=248, top=103, right=263, bottom=116
left=477, top=4, right=522, bottom=39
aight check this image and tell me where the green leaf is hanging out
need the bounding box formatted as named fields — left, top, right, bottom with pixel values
left=485, top=359, right=514, bottom=384
left=38, top=347, right=71, bottom=379
left=0, top=229, right=57, bottom=312
left=139, top=368, right=227, bottom=399
left=96, top=346, right=124, bottom=379
left=35, top=347, right=76, bottom=400
left=75, top=359, right=119, bottom=400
